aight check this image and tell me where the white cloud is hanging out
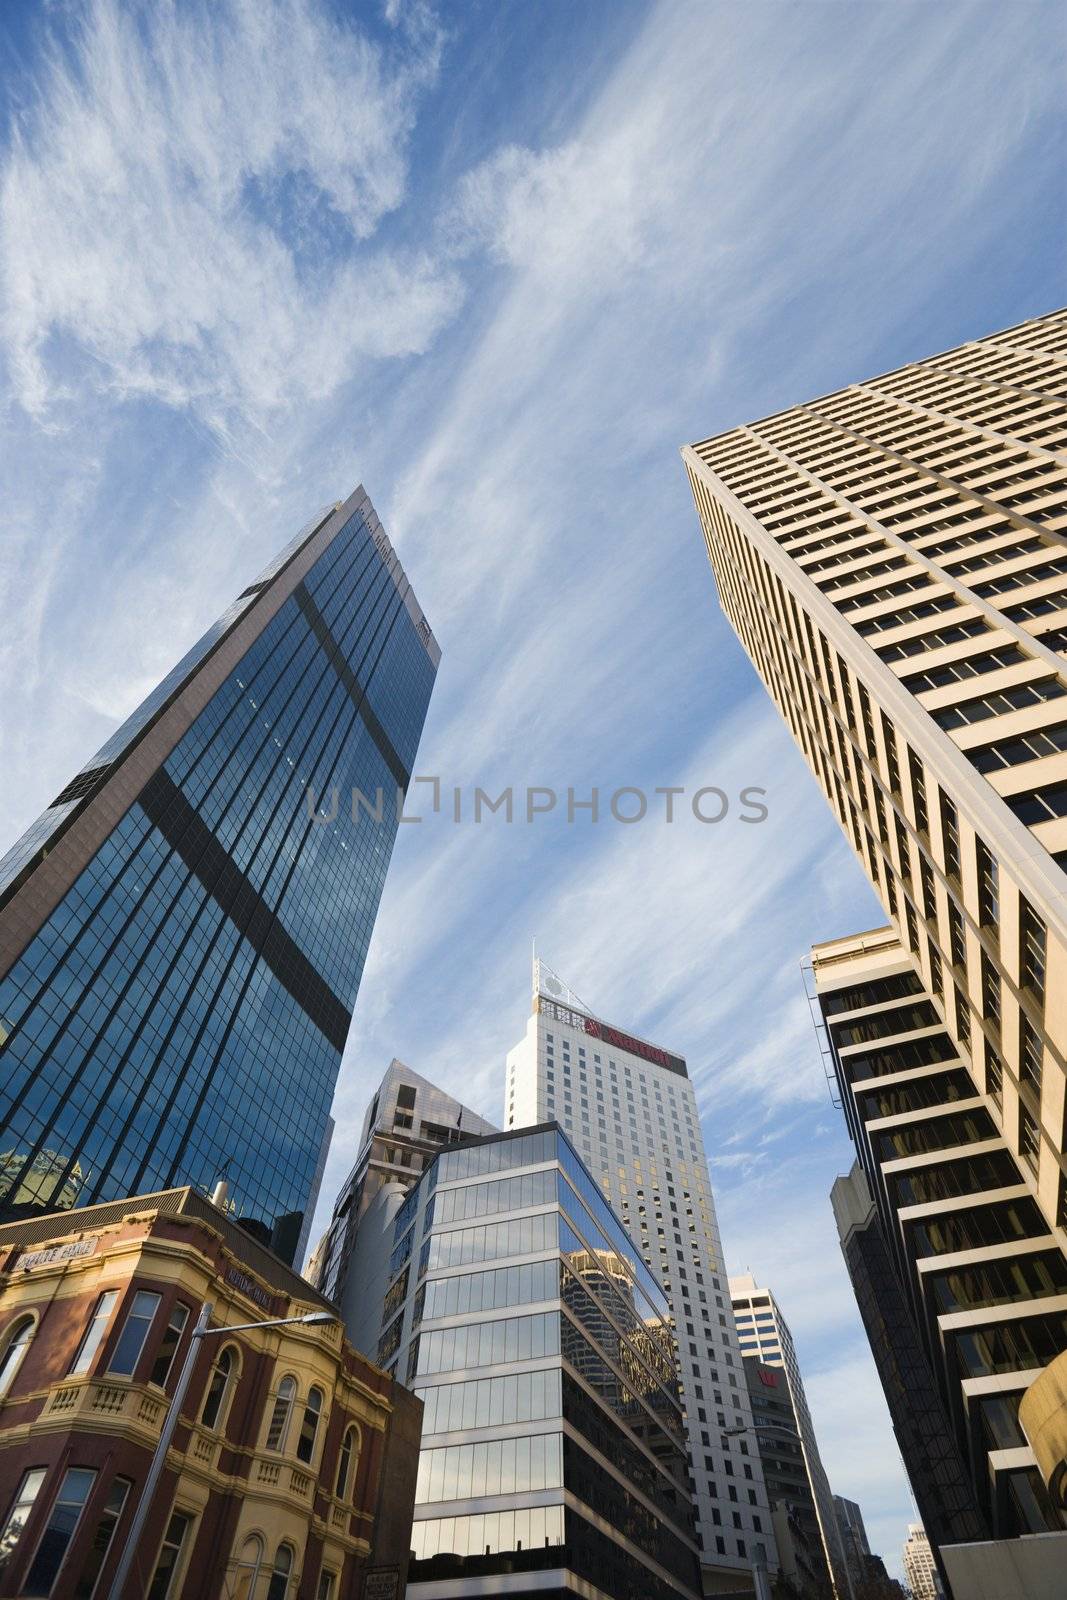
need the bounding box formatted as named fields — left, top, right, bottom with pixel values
left=0, top=0, right=458, bottom=438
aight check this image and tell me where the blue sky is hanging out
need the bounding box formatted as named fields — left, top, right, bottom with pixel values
left=1, top=0, right=1064, bottom=1575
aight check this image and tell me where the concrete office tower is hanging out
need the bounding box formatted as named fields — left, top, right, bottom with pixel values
left=742, top=1357, right=833, bottom=1598
left=682, top=313, right=1067, bottom=1583
left=508, top=960, right=779, bottom=1594
left=682, top=311, right=1067, bottom=1239
left=819, top=933, right=1067, bottom=1571
left=731, top=1274, right=852, bottom=1599
left=0, top=489, right=438, bottom=1262
left=377, top=1122, right=703, bottom=1600
left=903, top=1525, right=940, bottom=1600
left=308, top=1060, right=495, bottom=1353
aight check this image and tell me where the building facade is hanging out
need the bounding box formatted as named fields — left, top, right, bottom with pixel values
left=832, top=1495, right=871, bottom=1594
left=902, top=1525, right=939, bottom=1600
left=682, top=311, right=1067, bottom=1576
left=373, top=1122, right=702, bottom=1600
left=742, top=1358, right=831, bottom=1598
left=818, top=928, right=1067, bottom=1549
left=308, top=1060, right=495, bottom=1308
left=507, top=961, right=778, bottom=1592
left=0, top=1186, right=421, bottom=1599
left=730, top=1275, right=851, bottom=1598
left=0, top=487, right=438, bottom=1262
left=682, top=310, right=1067, bottom=1236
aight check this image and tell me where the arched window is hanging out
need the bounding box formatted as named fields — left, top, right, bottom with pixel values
left=265, top=1542, right=293, bottom=1600
left=265, top=1375, right=297, bottom=1452
left=296, top=1387, right=323, bottom=1464
left=335, top=1424, right=361, bottom=1500
left=232, top=1534, right=264, bottom=1600
left=200, top=1345, right=236, bottom=1429
left=0, top=1315, right=35, bottom=1398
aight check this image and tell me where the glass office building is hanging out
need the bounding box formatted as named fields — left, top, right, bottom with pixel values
left=377, top=1124, right=702, bottom=1600
left=0, top=487, right=438, bottom=1261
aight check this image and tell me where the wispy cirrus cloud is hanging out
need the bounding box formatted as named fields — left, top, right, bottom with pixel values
left=0, top=0, right=458, bottom=441
left=1, top=0, right=1063, bottom=1578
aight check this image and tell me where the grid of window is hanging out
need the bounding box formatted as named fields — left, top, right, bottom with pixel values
left=0, top=504, right=437, bottom=1254
left=932, top=675, right=1067, bottom=729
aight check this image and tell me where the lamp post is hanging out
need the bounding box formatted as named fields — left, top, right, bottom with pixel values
left=107, top=1301, right=336, bottom=1600
left=719, top=1422, right=802, bottom=1600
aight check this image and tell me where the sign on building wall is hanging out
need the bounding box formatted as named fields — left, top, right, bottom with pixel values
left=17, top=1239, right=98, bottom=1270
left=363, top=1568, right=400, bottom=1600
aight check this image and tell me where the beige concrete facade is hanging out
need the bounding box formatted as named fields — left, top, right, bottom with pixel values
left=682, top=311, right=1067, bottom=1569
left=683, top=311, right=1067, bottom=1236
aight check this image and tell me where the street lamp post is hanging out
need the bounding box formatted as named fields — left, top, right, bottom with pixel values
left=107, top=1302, right=335, bottom=1600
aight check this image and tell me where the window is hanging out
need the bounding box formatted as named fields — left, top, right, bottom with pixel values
left=72, top=1477, right=130, bottom=1600
left=1020, top=901, right=1047, bottom=1003
left=976, top=840, right=999, bottom=937
left=315, top=1573, right=336, bottom=1600
left=69, top=1292, right=118, bottom=1376
left=981, top=953, right=1001, bottom=1033
left=108, top=1290, right=161, bottom=1377
left=1020, top=1017, right=1044, bottom=1098
left=231, top=1534, right=264, bottom=1600
left=0, top=1315, right=35, bottom=1398
left=0, top=1468, right=46, bottom=1577
left=940, top=793, right=961, bottom=881
left=146, top=1511, right=191, bottom=1600
left=149, top=1304, right=189, bottom=1389
left=933, top=674, right=1067, bottom=730
left=335, top=1425, right=360, bottom=1500
left=1019, top=1106, right=1040, bottom=1175
left=200, top=1346, right=236, bottom=1430
left=266, top=1376, right=297, bottom=1451
left=296, top=1387, right=323, bottom=1464
left=24, top=1466, right=96, bottom=1596
left=908, top=749, right=929, bottom=835
left=985, top=1041, right=1003, bottom=1110
left=266, top=1544, right=294, bottom=1600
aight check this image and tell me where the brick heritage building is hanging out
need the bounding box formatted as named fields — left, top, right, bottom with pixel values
left=0, top=1188, right=421, bottom=1599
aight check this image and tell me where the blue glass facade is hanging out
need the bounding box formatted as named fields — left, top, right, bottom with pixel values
left=377, top=1123, right=701, bottom=1600
left=0, top=491, right=437, bottom=1260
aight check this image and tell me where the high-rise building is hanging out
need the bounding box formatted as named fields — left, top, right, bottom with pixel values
left=508, top=960, right=779, bottom=1593
left=376, top=1121, right=703, bottom=1600
left=0, top=487, right=438, bottom=1262
left=818, top=927, right=1067, bottom=1552
left=682, top=312, right=1067, bottom=1583
left=743, top=1357, right=832, bottom=1598
left=833, top=1496, right=872, bottom=1596
left=902, top=1524, right=940, bottom=1600
left=730, top=1273, right=852, bottom=1598
left=308, top=1059, right=496, bottom=1350
left=682, top=311, right=1067, bottom=1236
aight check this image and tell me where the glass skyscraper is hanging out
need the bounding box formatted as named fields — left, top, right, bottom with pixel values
left=0, top=487, right=438, bottom=1262
left=379, top=1123, right=702, bottom=1600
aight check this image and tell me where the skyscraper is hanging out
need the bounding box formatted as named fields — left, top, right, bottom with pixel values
left=681, top=310, right=1067, bottom=1236
left=902, top=1524, right=940, bottom=1600
left=682, top=311, right=1067, bottom=1584
left=380, top=1122, right=703, bottom=1600
left=308, top=1058, right=495, bottom=1343
left=730, top=1273, right=852, bottom=1599
left=818, top=930, right=1064, bottom=1549
left=508, top=960, right=779, bottom=1592
left=832, top=1496, right=872, bottom=1595
left=0, top=487, right=438, bottom=1262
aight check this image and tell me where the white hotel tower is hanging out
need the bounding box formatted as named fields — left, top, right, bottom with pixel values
left=507, top=959, right=779, bottom=1595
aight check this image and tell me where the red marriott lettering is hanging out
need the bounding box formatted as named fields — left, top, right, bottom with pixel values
left=584, top=1018, right=680, bottom=1072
